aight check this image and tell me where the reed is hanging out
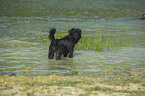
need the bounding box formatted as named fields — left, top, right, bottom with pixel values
left=75, top=34, right=124, bottom=51
left=32, top=32, right=125, bottom=51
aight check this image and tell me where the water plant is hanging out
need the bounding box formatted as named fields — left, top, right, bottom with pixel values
left=32, top=31, right=126, bottom=51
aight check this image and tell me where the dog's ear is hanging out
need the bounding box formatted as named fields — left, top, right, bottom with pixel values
left=78, top=29, right=81, bottom=33
left=68, top=28, right=74, bottom=35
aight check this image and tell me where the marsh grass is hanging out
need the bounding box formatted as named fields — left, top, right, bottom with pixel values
left=0, top=68, right=145, bottom=96
left=32, top=31, right=127, bottom=51
left=75, top=35, right=124, bottom=51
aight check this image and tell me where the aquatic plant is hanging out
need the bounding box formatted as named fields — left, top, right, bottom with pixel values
left=32, top=31, right=126, bottom=51
left=55, top=32, right=126, bottom=51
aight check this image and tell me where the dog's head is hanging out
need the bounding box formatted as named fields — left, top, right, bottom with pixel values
left=68, top=28, right=81, bottom=44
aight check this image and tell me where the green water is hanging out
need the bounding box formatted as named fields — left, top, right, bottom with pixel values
left=0, top=0, right=145, bottom=76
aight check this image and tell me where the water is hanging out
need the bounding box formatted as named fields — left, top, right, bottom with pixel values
left=0, top=0, right=145, bottom=77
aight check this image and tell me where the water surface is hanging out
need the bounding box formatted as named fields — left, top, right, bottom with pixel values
left=0, top=0, right=145, bottom=77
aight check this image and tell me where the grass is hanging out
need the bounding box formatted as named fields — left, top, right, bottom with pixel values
left=0, top=68, right=145, bottom=96
left=75, top=35, right=124, bottom=51
left=32, top=31, right=127, bottom=51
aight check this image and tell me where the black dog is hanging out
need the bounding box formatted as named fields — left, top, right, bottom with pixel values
left=48, top=28, right=81, bottom=60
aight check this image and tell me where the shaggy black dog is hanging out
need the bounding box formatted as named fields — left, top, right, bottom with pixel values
left=48, top=28, right=81, bottom=60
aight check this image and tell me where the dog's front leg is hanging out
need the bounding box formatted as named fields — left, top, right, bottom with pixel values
left=68, top=52, right=73, bottom=58
left=68, top=48, right=74, bottom=58
left=63, top=52, right=68, bottom=57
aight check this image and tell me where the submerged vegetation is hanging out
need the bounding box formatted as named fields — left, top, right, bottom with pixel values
left=0, top=68, right=145, bottom=96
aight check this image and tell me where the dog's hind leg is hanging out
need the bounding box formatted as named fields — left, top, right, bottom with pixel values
left=48, top=47, right=54, bottom=59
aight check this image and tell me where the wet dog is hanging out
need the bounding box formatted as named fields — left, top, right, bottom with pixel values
left=48, top=28, right=81, bottom=60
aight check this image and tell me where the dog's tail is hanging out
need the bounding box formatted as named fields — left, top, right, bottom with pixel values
left=49, top=28, right=56, bottom=41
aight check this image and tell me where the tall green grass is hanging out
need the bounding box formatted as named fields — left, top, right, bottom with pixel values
left=32, top=32, right=126, bottom=51
left=76, top=35, right=125, bottom=51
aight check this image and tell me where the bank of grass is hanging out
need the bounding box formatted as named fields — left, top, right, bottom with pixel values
left=32, top=31, right=127, bottom=51
left=0, top=68, right=145, bottom=96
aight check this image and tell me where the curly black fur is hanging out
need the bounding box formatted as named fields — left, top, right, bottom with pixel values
left=48, top=28, right=81, bottom=60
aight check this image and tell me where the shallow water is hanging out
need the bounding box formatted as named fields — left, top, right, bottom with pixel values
left=0, top=0, right=145, bottom=77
